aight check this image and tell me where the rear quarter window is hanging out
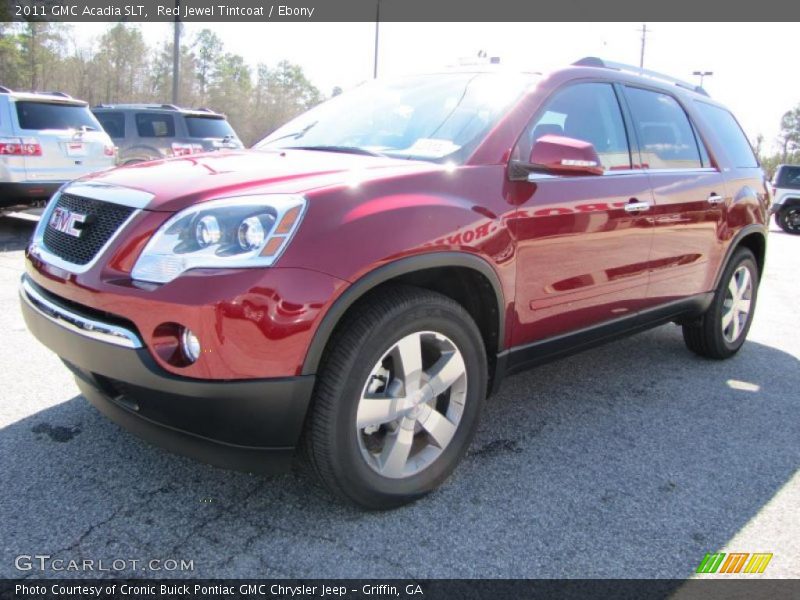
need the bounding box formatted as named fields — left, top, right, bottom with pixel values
left=15, top=101, right=100, bottom=131
left=185, top=116, right=235, bottom=138
left=694, top=101, right=758, bottom=168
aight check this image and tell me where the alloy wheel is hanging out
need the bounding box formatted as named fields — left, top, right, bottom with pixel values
left=356, top=331, right=467, bottom=479
left=721, top=265, right=753, bottom=343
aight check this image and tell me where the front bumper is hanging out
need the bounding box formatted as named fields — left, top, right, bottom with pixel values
left=20, top=275, right=315, bottom=473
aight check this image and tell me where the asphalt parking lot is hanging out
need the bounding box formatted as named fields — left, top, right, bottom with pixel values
left=0, top=217, right=797, bottom=579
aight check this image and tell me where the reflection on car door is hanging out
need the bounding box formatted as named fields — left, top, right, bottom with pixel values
left=511, top=82, right=655, bottom=346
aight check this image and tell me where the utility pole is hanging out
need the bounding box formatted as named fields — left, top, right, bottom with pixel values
left=373, top=0, right=381, bottom=79
left=638, top=23, right=649, bottom=69
left=172, top=1, right=181, bottom=105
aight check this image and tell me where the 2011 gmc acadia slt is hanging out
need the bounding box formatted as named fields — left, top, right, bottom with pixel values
left=20, top=58, right=769, bottom=509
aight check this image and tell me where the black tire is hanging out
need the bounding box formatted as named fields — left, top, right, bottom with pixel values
left=304, top=284, right=487, bottom=510
left=682, top=247, right=759, bottom=359
left=776, top=206, right=800, bottom=234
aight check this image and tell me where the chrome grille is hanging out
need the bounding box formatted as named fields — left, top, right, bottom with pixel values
left=42, top=194, right=134, bottom=265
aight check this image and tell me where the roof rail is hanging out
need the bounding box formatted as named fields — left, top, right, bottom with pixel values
left=0, top=85, right=12, bottom=94
left=91, top=103, right=184, bottom=111
left=572, top=57, right=709, bottom=97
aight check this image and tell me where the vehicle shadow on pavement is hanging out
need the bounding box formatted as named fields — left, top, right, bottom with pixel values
left=1, top=326, right=798, bottom=579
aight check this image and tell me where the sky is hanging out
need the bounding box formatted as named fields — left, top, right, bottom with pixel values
left=73, top=22, right=800, bottom=151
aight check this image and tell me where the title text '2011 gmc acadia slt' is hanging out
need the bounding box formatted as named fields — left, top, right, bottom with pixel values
left=21, top=58, right=769, bottom=509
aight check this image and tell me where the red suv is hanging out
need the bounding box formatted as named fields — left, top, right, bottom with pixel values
left=21, top=58, right=769, bottom=509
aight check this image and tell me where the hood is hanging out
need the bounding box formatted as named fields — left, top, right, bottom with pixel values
left=78, top=149, right=441, bottom=212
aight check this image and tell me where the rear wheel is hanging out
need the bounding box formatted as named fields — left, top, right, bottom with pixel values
left=304, top=285, right=487, bottom=509
left=682, top=247, right=759, bottom=359
left=776, top=206, right=800, bottom=234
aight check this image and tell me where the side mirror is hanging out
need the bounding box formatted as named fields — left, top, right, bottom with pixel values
left=527, top=135, right=604, bottom=177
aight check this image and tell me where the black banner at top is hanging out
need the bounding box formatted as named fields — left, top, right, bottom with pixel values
left=4, top=0, right=800, bottom=22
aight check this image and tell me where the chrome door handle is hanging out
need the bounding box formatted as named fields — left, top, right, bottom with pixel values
left=624, top=201, right=651, bottom=212
left=708, top=193, right=725, bottom=204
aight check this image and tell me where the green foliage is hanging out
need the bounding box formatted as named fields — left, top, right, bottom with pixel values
left=0, top=23, right=324, bottom=146
left=758, top=103, right=800, bottom=178
left=778, top=106, right=800, bottom=161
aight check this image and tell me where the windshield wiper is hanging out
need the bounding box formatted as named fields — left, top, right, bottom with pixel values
left=265, top=121, right=318, bottom=144
left=286, top=145, right=386, bottom=157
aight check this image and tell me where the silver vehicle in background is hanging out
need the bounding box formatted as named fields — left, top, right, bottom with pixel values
left=91, top=104, right=244, bottom=165
left=1, top=87, right=116, bottom=213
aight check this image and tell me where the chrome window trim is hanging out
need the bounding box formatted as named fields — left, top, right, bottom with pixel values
left=31, top=185, right=144, bottom=275
left=19, top=276, right=143, bottom=349
left=527, top=167, right=718, bottom=182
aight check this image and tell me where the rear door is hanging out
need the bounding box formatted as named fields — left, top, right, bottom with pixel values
left=134, top=111, right=176, bottom=158
left=621, top=86, right=727, bottom=303
left=691, top=101, right=767, bottom=249
left=511, top=82, right=655, bottom=345
left=13, top=99, right=113, bottom=180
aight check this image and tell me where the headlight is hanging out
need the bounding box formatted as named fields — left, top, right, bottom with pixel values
left=131, top=195, right=306, bottom=283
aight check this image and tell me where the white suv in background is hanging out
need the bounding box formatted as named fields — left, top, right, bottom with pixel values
left=771, top=164, right=800, bottom=234
left=1, top=87, right=116, bottom=210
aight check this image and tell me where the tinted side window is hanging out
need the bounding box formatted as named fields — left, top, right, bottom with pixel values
left=185, top=116, right=235, bottom=138
left=694, top=102, right=758, bottom=169
left=95, top=112, right=125, bottom=138
left=135, top=113, right=175, bottom=138
left=776, top=166, right=800, bottom=188
left=520, top=82, right=631, bottom=170
left=625, top=87, right=702, bottom=169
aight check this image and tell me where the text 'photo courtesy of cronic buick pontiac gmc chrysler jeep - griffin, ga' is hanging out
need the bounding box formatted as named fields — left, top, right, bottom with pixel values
left=20, top=58, right=769, bottom=509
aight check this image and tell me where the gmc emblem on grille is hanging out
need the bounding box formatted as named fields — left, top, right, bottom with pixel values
left=49, top=207, right=87, bottom=238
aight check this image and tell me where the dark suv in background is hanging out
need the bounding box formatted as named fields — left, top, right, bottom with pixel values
left=91, top=104, right=243, bottom=165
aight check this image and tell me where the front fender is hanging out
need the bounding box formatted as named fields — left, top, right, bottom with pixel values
left=299, top=251, right=506, bottom=376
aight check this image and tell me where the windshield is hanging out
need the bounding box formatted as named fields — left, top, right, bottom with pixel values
left=186, top=116, right=236, bottom=139
left=255, top=72, right=536, bottom=163
left=16, top=101, right=100, bottom=131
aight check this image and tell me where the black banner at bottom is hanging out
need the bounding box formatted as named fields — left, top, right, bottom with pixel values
left=2, top=579, right=800, bottom=600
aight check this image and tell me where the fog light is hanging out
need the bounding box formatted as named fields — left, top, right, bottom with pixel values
left=181, top=328, right=201, bottom=363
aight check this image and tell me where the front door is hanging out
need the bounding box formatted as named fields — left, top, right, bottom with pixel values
left=510, top=82, right=655, bottom=346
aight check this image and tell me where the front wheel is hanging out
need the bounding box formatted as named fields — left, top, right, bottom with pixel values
left=682, top=247, right=759, bottom=359
left=776, top=206, right=800, bottom=234
left=304, top=285, right=487, bottom=509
